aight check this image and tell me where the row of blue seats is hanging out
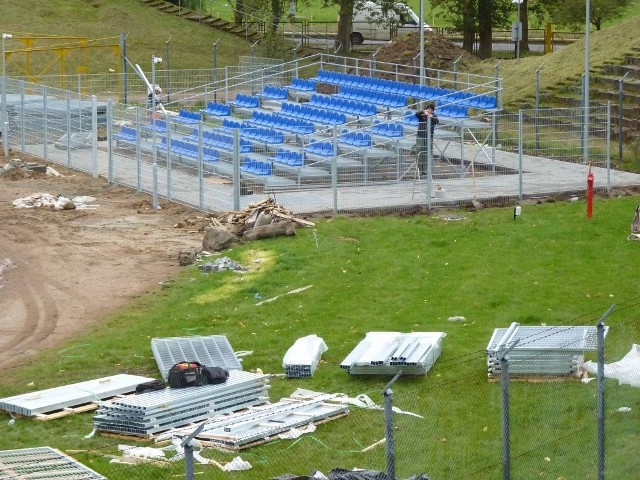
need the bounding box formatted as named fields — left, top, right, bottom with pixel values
left=306, top=139, right=335, bottom=157
left=419, top=88, right=496, bottom=110
left=200, top=102, right=231, bottom=117
left=241, top=126, right=285, bottom=144
left=315, top=70, right=418, bottom=99
left=280, top=102, right=346, bottom=126
left=288, top=78, right=316, bottom=92
left=186, top=129, right=252, bottom=153
left=233, top=93, right=260, bottom=109
left=271, top=148, right=304, bottom=167
left=114, top=126, right=138, bottom=143
left=309, top=94, right=377, bottom=117
left=336, top=86, right=406, bottom=108
left=313, top=70, right=498, bottom=109
left=157, top=137, right=220, bottom=163
left=370, top=120, right=404, bottom=138
left=437, top=103, right=469, bottom=118
left=143, top=119, right=168, bottom=133
left=175, top=110, right=201, bottom=125
left=250, top=111, right=315, bottom=135
left=339, top=130, right=373, bottom=148
left=259, top=85, right=288, bottom=100
left=241, top=158, right=272, bottom=176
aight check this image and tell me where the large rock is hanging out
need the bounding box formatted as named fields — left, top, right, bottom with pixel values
left=203, top=226, right=238, bottom=251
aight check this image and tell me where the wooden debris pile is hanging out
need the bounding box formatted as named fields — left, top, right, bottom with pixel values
left=175, top=198, right=314, bottom=236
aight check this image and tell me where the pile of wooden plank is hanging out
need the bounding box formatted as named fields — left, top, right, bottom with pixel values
left=175, top=198, right=314, bottom=236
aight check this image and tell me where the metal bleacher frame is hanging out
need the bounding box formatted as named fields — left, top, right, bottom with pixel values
left=112, top=53, right=501, bottom=196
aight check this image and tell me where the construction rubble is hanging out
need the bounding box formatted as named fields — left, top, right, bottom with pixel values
left=174, top=198, right=314, bottom=237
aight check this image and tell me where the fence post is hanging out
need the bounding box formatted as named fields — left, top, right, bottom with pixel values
left=136, top=107, right=142, bottom=192
left=198, top=120, right=204, bottom=209
left=182, top=423, right=205, bottom=480
left=233, top=127, right=240, bottom=211
left=382, top=371, right=402, bottom=480
left=490, top=323, right=519, bottom=480
left=107, top=100, right=113, bottom=183
left=166, top=111, right=172, bottom=201
left=596, top=304, right=615, bottom=480
left=332, top=125, right=338, bottom=214
left=518, top=109, right=523, bottom=200
left=92, top=95, right=98, bottom=178
left=66, top=91, right=72, bottom=167
left=452, top=54, right=462, bottom=90
left=535, top=63, right=544, bottom=151
left=618, top=72, right=628, bottom=161
left=606, top=103, right=611, bottom=192
left=19, top=80, right=25, bottom=153
left=43, top=85, right=49, bottom=162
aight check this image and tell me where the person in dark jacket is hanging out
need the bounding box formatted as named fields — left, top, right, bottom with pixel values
left=415, top=103, right=439, bottom=173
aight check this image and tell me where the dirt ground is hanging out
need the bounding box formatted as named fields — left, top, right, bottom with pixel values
left=0, top=151, right=204, bottom=368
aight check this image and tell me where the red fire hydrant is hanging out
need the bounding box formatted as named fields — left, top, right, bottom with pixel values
left=587, top=162, right=594, bottom=219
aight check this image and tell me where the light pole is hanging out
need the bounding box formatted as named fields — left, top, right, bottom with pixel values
left=583, top=0, right=590, bottom=165
left=151, top=55, right=162, bottom=209
left=511, top=0, right=522, bottom=60
left=2, top=33, right=13, bottom=155
left=419, top=0, right=425, bottom=86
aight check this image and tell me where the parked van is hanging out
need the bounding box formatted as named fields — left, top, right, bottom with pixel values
left=350, top=1, right=431, bottom=45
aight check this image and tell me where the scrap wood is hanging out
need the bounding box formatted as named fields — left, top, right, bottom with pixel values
left=175, top=198, right=314, bottom=235
left=362, top=438, right=386, bottom=452
left=255, top=285, right=313, bottom=306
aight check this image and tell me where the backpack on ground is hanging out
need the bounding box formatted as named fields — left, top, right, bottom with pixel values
left=168, top=361, right=230, bottom=388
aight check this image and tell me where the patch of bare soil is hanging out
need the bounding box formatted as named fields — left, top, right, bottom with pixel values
left=0, top=152, right=203, bottom=368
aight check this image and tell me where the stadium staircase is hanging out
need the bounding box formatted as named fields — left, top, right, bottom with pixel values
left=139, top=0, right=260, bottom=42
left=550, top=46, right=640, bottom=140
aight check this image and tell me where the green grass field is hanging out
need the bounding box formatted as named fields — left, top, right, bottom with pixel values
left=1, top=196, right=639, bottom=478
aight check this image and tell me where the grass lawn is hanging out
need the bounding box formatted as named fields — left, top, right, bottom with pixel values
left=0, top=196, right=639, bottom=478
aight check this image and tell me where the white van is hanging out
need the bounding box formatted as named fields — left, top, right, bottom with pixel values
left=350, top=1, right=431, bottom=45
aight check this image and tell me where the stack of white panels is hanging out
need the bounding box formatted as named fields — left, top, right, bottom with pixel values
left=340, top=332, right=446, bottom=375
left=486, top=324, right=608, bottom=377
left=93, top=370, right=270, bottom=436
left=169, top=394, right=349, bottom=450
left=0, top=374, right=154, bottom=417
left=282, top=334, right=328, bottom=378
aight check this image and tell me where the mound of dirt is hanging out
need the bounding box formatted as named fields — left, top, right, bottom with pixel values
left=375, top=31, right=479, bottom=74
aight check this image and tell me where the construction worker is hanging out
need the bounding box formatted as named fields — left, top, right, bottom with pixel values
left=146, top=85, right=162, bottom=121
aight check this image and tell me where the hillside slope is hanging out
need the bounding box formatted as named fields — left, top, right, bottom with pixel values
left=0, top=0, right=252, bottom=73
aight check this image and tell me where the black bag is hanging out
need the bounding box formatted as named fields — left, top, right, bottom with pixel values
left=168, top=361, right=209, bottom=388
left=204, top=366, right=230, bottom=385
left=135, top=379, right=166, bottom=394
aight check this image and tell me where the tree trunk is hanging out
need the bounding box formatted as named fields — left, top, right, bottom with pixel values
left=520, top=0, right=530, bottom=53
left=462, top=0, right=475, bottom=54
left=336, top=4, right=353, bottom=54
left=477, top=0, right=492, bottom=59
left=243, top=221, right=297, bottom=241
left=272, top=0, right=281, bottom=33
left=234, top=0, right=244, bottom=26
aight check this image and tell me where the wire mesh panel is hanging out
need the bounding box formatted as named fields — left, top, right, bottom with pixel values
left=0, top=447, right=106, bottom=480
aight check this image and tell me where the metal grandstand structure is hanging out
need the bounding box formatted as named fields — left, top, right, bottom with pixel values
left=2, top=53, right=634, bottom=215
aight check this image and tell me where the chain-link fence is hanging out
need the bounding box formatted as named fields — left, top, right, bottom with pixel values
left=2, top=53, right=638, bottom=216
left=10, top=311, right=635, bottom=480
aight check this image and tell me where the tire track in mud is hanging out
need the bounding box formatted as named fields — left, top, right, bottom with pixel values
left=0, top=236, right=92, bottom=367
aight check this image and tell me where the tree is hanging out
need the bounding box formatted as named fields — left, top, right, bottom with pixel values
left=542, top=0, right=633, bottom=30
left=321, top=0, right=414, bottom=54
left=433, top=0, right=512, bottom=57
